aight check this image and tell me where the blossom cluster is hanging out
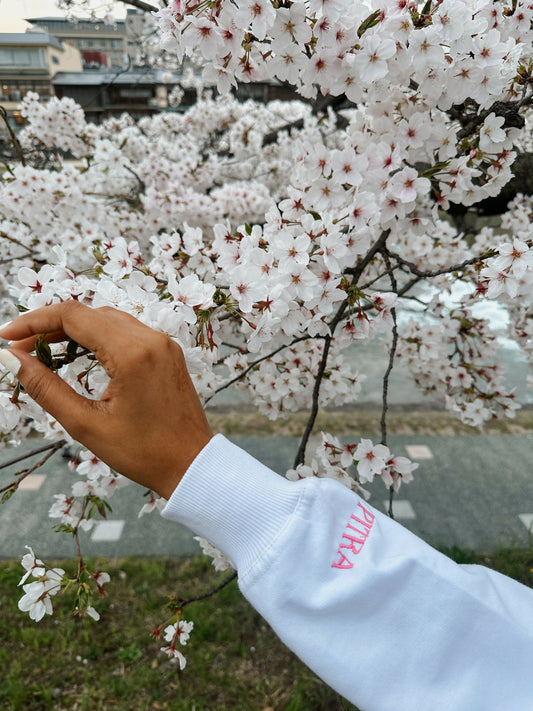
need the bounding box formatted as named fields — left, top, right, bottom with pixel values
left=18, top=547, right=65, bottom=622
left=156, top=0, right=532, bottom=104
left=287, top=432, right=418, bottom=494
left=17, top=545, right=110, bottom=622
left=158, top=619, right=194, bottom=669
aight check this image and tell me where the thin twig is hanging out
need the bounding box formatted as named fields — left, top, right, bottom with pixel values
left=74, top=499, right=90, bottom=581
left=0, top=254, right=34, bottom=265
left=178, top=572, right=238, bottom=609
left=0, top=230, right=34, bottom=255
left=0, top=439, right=66, bottom=495
left=0, top=439, right=67, bottom=471
left=358, top=263, right=401, bottom=291
left=386, top=249, right=496, bottom=280
left=204, top=335, right=313, bottom=405
left=220, top=341, right=246, bottom=352
left=124, top=165, right=147, bottom=194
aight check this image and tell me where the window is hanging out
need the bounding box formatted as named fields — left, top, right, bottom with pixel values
left=52, top=55, right=60, bottom=65
left=0, top=79, right=52, bottom=98
left=0, top=47, right=46, bottom=68
left=119, top=87, right=151, bottom=98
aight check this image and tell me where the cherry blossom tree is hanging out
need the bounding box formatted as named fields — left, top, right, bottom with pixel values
left=1, top=0, right=533, bottom=667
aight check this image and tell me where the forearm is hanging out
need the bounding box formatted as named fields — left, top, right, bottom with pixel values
left=162, top=435, right=533, bottom=711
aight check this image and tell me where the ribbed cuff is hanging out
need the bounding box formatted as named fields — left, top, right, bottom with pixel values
left=161, top=434, right=302, bottom=572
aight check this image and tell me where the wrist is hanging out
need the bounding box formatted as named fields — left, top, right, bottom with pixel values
left=158, top=429, right=214, bottom=500
left=161, top=434, right=303, bottom=571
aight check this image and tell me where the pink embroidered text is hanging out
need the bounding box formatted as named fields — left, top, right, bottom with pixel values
left=331, top=502, right=375, bottom=570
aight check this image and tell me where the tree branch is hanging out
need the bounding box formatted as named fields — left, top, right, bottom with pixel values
left=0, top=439, right=66, bottom=471
left=342, top=229, right=391, bottom=283
left=0, top=107, right=26, bottom=167
left=204, top=335, right=314, bottom=405
left=0, top=439, right=66, bottom=497
left=386, top=248, right=496, bottom=280
left=330, top=229, right=391, bottom=332
left=0, top=230, right=34, bottom=255
left=293, top=334, right=332, bottom=468
left=290, top=230, right=393, bottom=466
left=118, top=0, right=159, bottom=12
left=262, top=119, right=304, bottom=146
left=380, top=250, right=399, bottom=519
left=177, top=571, right=238, bottom=609
left=452, top=97, right=528, bottom=140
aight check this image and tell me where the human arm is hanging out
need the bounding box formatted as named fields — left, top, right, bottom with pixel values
left=162, top=433, right=533, bottom=711
left=1, top=302, right=532, bottom=711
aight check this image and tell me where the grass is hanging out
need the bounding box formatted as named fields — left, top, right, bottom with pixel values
left=1, top=548, right=532, bottom=711
left=0, top=555, right=356, bottom=711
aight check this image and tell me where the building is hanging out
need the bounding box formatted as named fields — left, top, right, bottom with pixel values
left=25, top=16, right=127, bottom=68
left=124, top=8, right=156, bottom=62
left=0, top=16, right=300, bottom=145
left=53, top=69, right=190, bottom=123
left=0, top=32, right=82, bottom=137
left=51, top=69, right=296, bottom=125
left=24, top=10, right=154, bottom=69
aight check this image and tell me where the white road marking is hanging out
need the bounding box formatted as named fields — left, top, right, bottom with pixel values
left=386, top=499, right=416, bottom=519
left=405, top=444, right=433, bottom=460
left=18, top=474, right=47, bottom=491
left=518, top=514, right=533, bottom=532
left=91, top=520, right=125, bottom=542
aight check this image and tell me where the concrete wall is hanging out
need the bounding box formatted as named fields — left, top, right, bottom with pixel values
left=46, top=41, right=83, bottom=74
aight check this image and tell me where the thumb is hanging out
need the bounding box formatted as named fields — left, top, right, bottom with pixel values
left=0, top=348, right=96, bottom=441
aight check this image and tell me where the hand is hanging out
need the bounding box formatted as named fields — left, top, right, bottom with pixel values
left=0, top=301, right=213, bottom=500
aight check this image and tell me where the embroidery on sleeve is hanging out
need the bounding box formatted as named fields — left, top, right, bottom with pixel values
left=331, top=502, right=375, bottom=570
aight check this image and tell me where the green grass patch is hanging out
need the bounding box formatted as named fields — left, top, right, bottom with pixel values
left=1, top=548, right=532, bottom=710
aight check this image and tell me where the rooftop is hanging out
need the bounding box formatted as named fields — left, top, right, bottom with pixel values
left=25, top=17, right=125, bottom=29
left=0, top=33, right=63, bottom=50
left=53, top=70, right=183, bottom=86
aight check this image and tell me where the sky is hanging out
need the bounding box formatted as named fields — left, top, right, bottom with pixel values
left=0, top=0, right=126, bottom=32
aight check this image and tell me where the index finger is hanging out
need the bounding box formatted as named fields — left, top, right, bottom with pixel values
left=0, top=302, right=112, bottom=357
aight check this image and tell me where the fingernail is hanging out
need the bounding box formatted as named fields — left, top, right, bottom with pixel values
left=0, top=349, right=21, bottom=376
left=0, top=320, right=13, bottom=331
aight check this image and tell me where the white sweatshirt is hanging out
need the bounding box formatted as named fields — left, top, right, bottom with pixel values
left=162, top=434, right=533, bottom=711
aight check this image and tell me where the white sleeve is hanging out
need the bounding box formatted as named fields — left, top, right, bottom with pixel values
left=161, top=434, right=533, bottom=711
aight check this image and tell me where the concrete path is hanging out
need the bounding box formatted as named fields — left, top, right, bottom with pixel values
left=1, top=433, right=532, bottom=562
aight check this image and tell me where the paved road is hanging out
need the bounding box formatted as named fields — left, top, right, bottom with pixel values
left=1, top=433, right=532, bottom=562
